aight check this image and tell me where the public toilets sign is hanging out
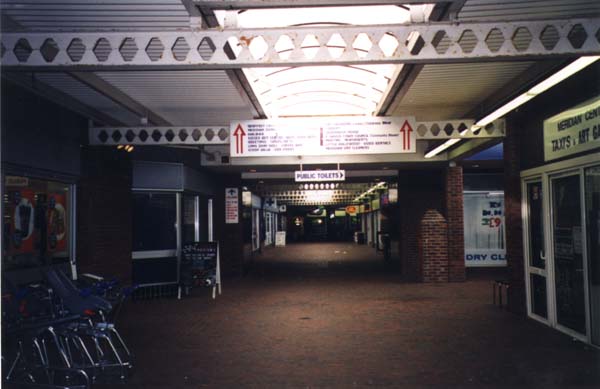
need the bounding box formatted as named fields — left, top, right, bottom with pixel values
left=544, top=96, right=600, bottom=161
left=230, top=117, right=417, bottom=157
left=295, top=170, right=345, bottom=182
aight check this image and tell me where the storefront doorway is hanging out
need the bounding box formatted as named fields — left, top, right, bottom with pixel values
left=522, top=154, right=600, bottom=346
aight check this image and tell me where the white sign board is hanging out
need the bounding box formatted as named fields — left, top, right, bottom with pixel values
left=275, top=231, right=286, bottom=247
left=464, top=192, right=506, bottom=267
left=230, top=117, right=417, bottom=157
left=295, top=170, right=345, bottom=182
left=544, top=96, right=600, bottom=161
left=225, top=188, right=238, bottom=224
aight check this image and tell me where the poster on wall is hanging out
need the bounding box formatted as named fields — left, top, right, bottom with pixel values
left=463, top=192, right=507, bottom=267
left=47, top=193, right=67, bottom=253
left=9, top=189, right=36, bottom=255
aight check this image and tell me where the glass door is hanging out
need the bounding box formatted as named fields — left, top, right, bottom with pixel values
left=525, top=180, right=548, bottom=320
left=550, top=173, right=588, bottom=336
left=584, top=165, right=600, bottom=346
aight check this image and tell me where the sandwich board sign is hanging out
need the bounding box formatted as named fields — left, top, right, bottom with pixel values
left=180, top=241, right=222, bottom=299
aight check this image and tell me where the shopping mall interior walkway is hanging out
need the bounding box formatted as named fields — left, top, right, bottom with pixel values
left=113, top=243, right=600, bottom=388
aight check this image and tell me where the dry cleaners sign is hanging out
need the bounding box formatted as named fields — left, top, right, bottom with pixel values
left=544, top=96, right=600, bottom=161
left=230, top=117, right=416, bottom=158
left=295, top=170, right=345, bottom=182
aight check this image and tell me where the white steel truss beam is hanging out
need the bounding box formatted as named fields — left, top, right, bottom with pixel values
left=2, top=18, right=599, bottom=70
left=88, top=119, right=504, bottom=146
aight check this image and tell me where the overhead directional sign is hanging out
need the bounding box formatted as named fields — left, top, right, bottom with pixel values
left=230, top=117, right=416, bottom=158
left=295, top=170, right=345, bottom=182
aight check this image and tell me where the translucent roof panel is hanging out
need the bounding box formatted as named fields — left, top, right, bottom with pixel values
left=214, top=6, right=412, bottom=28
left=244, top=65, right=392, bottom=117
left=216, top=5, right=427, bottom=117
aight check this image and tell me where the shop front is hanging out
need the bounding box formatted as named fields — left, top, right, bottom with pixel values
left=520, top=95, right=600, bottom=346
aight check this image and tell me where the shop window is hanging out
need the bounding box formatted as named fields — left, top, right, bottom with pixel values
left=584, top=165, right=600, bottom=345
left=2, top=176, right=71, bottom=270
left=132, top=192, right=176, bottom=251
left=463, top=192, right=506, bottom=267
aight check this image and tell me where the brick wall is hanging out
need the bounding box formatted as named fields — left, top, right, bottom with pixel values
left=398, top=170, right=444, bottom=281
left=77, top=147, right=132, bottom=281
left=419, top=210, right=449, bottom=283
left=445, top=166, right=466, bottom=282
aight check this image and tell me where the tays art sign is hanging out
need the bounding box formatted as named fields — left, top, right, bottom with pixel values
left=544, top=96, right=600, bottom=161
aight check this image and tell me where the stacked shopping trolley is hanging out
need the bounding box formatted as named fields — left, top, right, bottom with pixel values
left=2, top=270, right=135, bottom=388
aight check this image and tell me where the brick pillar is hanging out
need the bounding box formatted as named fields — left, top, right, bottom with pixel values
left=445, top=165, right=466, bottom=282
left=214, top=175, right=244, bottom=277
left=77, top=147, right=132, bottom=281
left=504, top=122, right=526, bottom=314
left=419, top=210, right=449, bottom=283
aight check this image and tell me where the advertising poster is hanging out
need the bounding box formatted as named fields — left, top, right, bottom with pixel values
left=9, top=189, right=36, bottom=255
left=47, top=193, right=67, bottom=253
left=463, top=192, right=507, bottom=267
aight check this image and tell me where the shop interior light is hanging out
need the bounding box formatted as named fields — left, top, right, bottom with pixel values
left=424, top=56, right=600, bottom=159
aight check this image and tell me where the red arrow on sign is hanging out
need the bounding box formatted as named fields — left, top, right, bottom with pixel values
left=233, top=124, right=246, bottom=154
left=400, top=120, right=413, bottom=150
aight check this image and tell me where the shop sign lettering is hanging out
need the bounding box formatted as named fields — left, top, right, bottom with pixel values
left=544, top=96, right=600, bottom=161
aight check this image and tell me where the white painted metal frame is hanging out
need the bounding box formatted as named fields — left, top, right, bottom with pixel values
left=89, top=119, right=502, bottom=146
left=521, top=176, right=551, bottom=326
left=521, top=153, right=600, bottom=345
left=2, top=18, right=599, bottom=69
left=208, top=198, right=214, bottom=242
left=68, top=183, right=78, bottom=280
left=89, top=126, right=229, bottom=146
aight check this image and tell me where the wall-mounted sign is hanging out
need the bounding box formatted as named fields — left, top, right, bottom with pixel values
left=345, top=205, right=358, bottom=216
left=225, top=188, right=238, bottom=224
left=5, top=176, right=29, bottom=187
left=295, top=170, right=345, bottom=182
left=544, top=96, right=600, bottom=161
left=230, top=117, right=416, bottom=158
left=263, top=197, right=278, bottom=213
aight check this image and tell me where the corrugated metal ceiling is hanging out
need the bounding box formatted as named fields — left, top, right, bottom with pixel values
left=392, top=61, right=535, bottom=121
left=0, top=0, right=190, bottom=31
left=458, top=0, right=600, bottom=20
left=32, top=73, right=142, bottom=125
left=2, top=0, right=595, bottom=127
left=96, top=71, right=254, bottom=126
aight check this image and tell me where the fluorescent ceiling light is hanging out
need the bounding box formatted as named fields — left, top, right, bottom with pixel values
left=425, top=56, right=600, bottom=159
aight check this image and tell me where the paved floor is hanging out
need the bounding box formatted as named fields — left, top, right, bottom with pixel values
left=115, top=243, right=600, bottom=388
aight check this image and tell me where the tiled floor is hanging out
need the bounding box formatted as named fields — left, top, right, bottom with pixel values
left=115, top=243, right=600, bottom=388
